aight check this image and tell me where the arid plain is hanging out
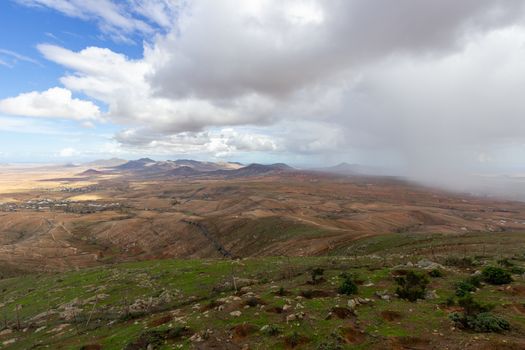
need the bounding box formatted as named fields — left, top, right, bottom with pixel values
left=2, top=160, right=525, bottom=274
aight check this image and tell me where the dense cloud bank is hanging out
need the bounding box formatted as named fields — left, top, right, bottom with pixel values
left=3, top=0, right=525, bottom=190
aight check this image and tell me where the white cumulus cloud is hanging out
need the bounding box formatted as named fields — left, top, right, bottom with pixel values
left=0, top=87, right=101, bottom=121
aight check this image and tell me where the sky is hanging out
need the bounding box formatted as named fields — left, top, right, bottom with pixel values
left=1, top=0, right=525, bottom=185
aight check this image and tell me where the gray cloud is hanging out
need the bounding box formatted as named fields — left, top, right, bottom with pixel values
left=150, top=0, right=525, bottom=100
left=7, top=0, right=525, bottom=191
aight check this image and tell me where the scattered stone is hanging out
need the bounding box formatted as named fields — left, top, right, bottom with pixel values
left=3, top=339, right=16, bottom=346
left=48, top=324, right=70, bottom=334
left=417, top=259, right=445, bottom=270
left=230, top=311, right=242, bottom=317
left=60, top=306, right=83, bottom=321
left=425, top=290, right=439, bottom=300
left=348, top=299, right=358, bottom=310
left=0, top=329, right=13, bottom=336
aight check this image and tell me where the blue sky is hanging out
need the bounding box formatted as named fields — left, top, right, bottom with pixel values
left=0, top=0, right=524, bottom=181
left=0, top=1, right=126, bottom=162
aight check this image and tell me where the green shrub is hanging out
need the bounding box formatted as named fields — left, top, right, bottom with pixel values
left=458, top=295, right=492, bottom=316
left=455, top=275, right=482, bottom=297
left=510, top=266, right=525, bottom=275
left=497, top=258, right=514, bottom=268
left=450, top=311, right=509, bottom=333
left=316, top=340, right=344, bottom=350
left=449, top=295, right=508, bottom=333
left=444, top=256, right=476, bottom=268
left=445, top=296, right=456, bottom=307
left=481, top=266, right=512, bottom=285
left=338, top=273, right=358, bottom=295
left=428, top=269, right=443, bottom=278
left=310, top=268, right=325, bottom=284
left=262, top=324, right=281, bottom=336
left=395, top=270, right=429, bottom=302
left=285, top=330, right=305, bottom=348
left=468, top=312, right=510, bottom=332
left=455, top=281, right=476, bottom=297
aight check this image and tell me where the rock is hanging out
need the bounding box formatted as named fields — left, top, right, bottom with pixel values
left=374, top=290, right=391, bottom=301
left=239, top=286, right=251, bottom=293
left=83, top=293, right=109, bottom=304
left=3, top=339, right=16, bottom=346
left=48, top=323, right=70, bottom=334
left=425, top=290, right=439, bottom=300
left=189, top=333, right=203, bottom=342
left=60, top=306, right=83, bottom=321
left=406, top=262, right=414, bottom=267
left=282, top=304, right=292, bottom=311
left=286, top=314, right=296, bottom=323
left=0, top=329, right=12, bottom=336
left=230, top=311, right=242, bottom=317
left=236, top=278, right=258, bottom=288
left=60, top=298, right=81, bottom=309
left=30, top=310, right=58, bottom=324
left=417, top=259, right=445, bottom=270
left=348, top=299, right=358, bottom=309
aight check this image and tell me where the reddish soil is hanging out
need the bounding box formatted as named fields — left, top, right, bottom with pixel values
left=380, top=310, right=403, bottom=321
left=341, top=325, right=366, bottom=344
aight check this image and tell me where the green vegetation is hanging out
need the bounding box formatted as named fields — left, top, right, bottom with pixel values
left=444, top=256, right=476, bottom=268
left=395, top=270, right=429, bottom=302
left=1, top=233, right=525, bottom=349
left=309, top=267, right=325, bottom=285
left=481, top=266, right=513, bottom=285
left=337, top=272, right=358, bottom=295
left=428, top=268, right=444, bottom=278
left=455, top=275, right=482, bottom=297
left=449, top=295, right=510, bottom=333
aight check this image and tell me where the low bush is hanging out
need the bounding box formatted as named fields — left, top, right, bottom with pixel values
left=458, top=295, right=491, bottom=315
left=448, top=295, right=508, bottom=333
left=444, top=256, right=476, bottom=268
left=510, top=266, right=525, bottom=275
left=497, top=258, right=514, bottom=268
left=445, top=295, right=456, bottom=307
left=262, top=324, right=281, bottom=336
left=124, top=326, right=193, bottom=350
left=455, top=275, right=482, bottom=297
left=395, top=270, right=429, bottom=302
left=310, top=268, right=325, bottom=285
left=481, top=266, right=512, bottom=285
left=276, top=286, right=287, bottom=296
left=428, top=269, right=443, bottom=278
left=338, top=273, right=358, bottom=295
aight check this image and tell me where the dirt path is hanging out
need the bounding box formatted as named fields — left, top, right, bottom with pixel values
left=182, top=219, right=233, bottom=258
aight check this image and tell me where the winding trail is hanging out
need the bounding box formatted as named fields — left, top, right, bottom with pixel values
left=182, top=219, right=233, bottom=258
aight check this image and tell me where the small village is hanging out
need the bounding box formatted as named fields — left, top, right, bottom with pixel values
left=0, top=198, right=124, bottom=213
